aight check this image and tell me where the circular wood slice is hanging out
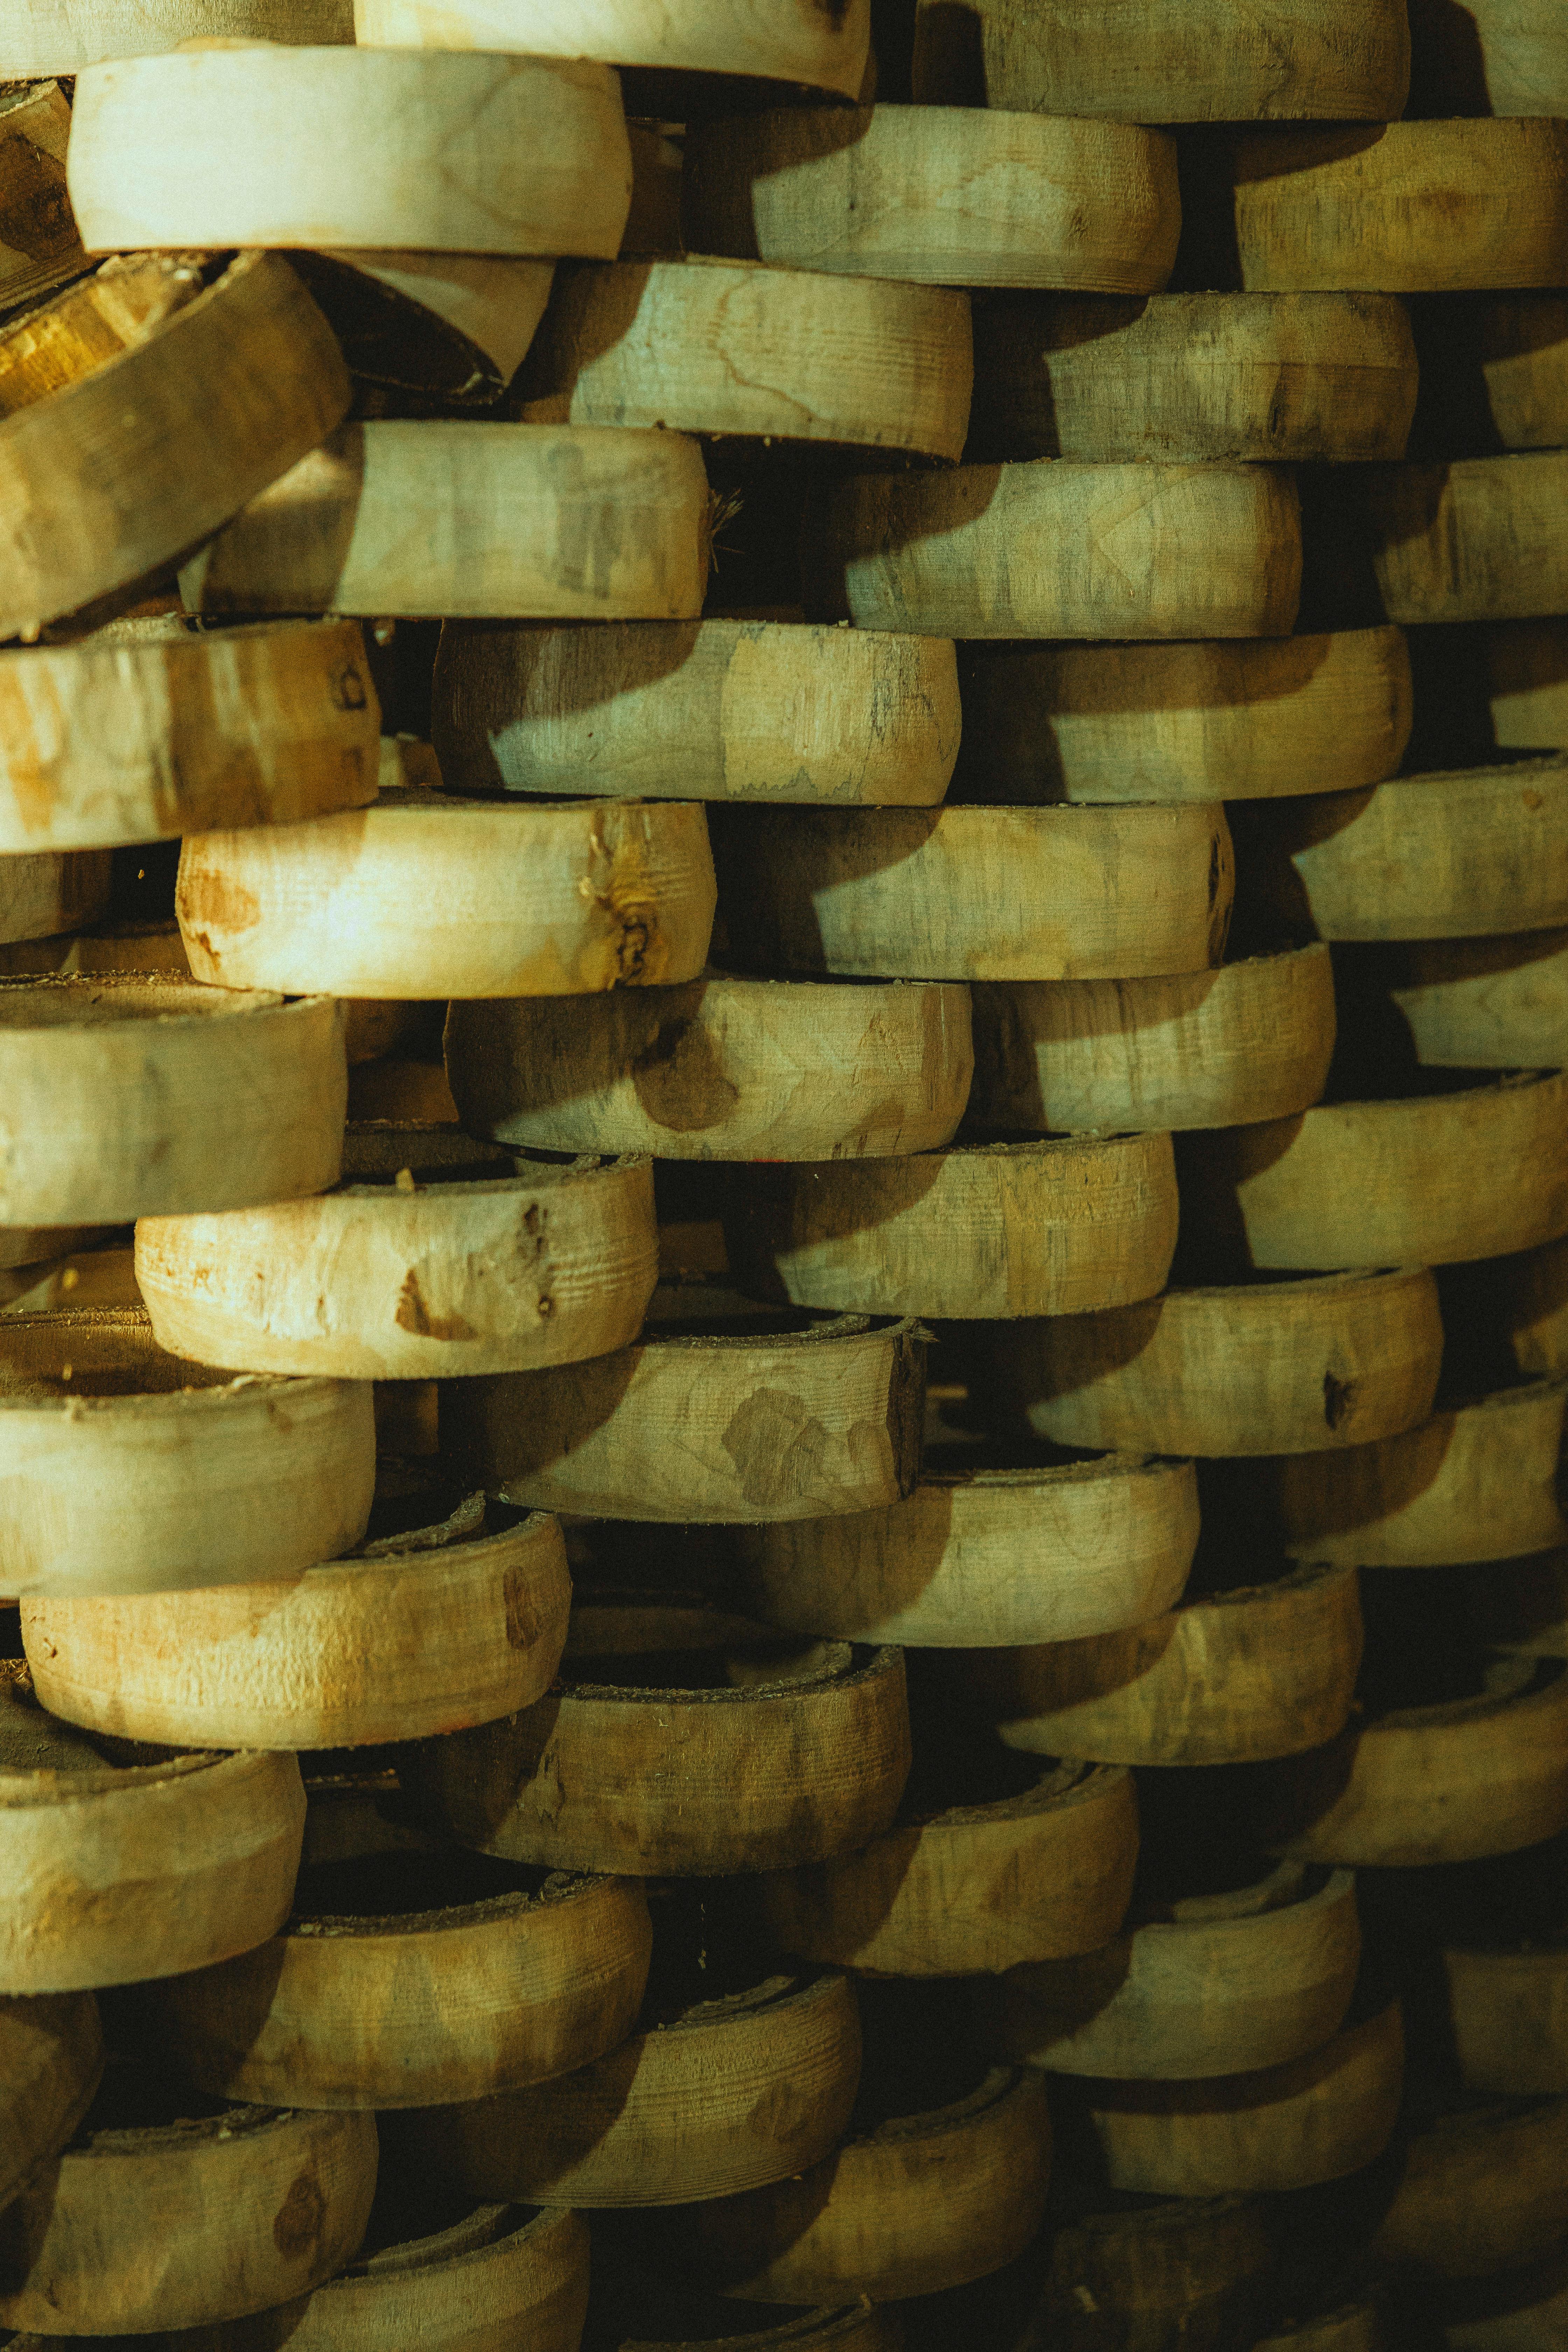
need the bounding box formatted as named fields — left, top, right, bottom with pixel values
left=733, top=1455, right=1199, bottom=1648
left=1177, top=1076, right=1568, bottom=1272
left=0, top=2076, right=378, bottom=2333
left=0, top=82, right=83, bottom=321
left=519, top=261, right=972, bottom=460
left=984, top=1268, right=1444, bottom=1460
left=0, top=251, right=349, bottom=644
left=1374, top=2097, right=1568, bottom=2281
left=149, top=1846, right=652, bottom=2109
left=1231, top=121, right=1568, bottom=294
left=0, top=1991, right=103, bottom=2215
left=430, top=620, right=962, bottom=808
left=1345, top=932, right=1568, bottom=1071
left=0, top=1659, right=306, bottom=1993
left=291, top=249, right=556, bottom=408
left=953, top=628, right=1411, bottom=807
left=683, top=106, right=1180, bottom=292
left=0, top=975, right=346, bottom=1224
left=968, top=947, right=1336, bottom=1135
left=357, top=0, right=870, bottom=93
left=21, top=1493, right=572, bottom=1750
left=176, top=790, right=716, bottom=999
left=1365, top=455, right=1568, bottom=628
left=441, top=1298, right=925, bottom=1523
left=0, top=849, right=109, bottom=947
left=1446, top=1938, right=1568, bottom=2098
left=969, top=292, right=1415, bottom=464
left=804, top=461, right=1301, bottom=640
left=756, top=1758, right=1138, bottom=1977
left=408, top=1968, right=861, bottom=2207
left=135, top=1132, right=659, bottom=1379
left=1269, top=1380, right=1568, bottom=1568
left=68, top=48, right=630, bottom=256
left=982, top=1860, right=1360, bottom=2081
left=1065, top=2001, right=1405, bottom=2197
left=725, top=1135, right=1180, bottom=1322
left=655, top=2066, right=1051, bottom=2303
left=3, top=1, right=352, bottom=74
left=974, top=1560, right=1364, bottom=1768
left=1037, top=2195, right=1275, bottom=2352
left=712, top=802, right=1234, bottom=982
left=0, top=1308, right=376, bottom=1600
left=444, top=979, right=974, bottom=1164
left=1486, top=620, right=1568, bottom=751
left=910, top=0, right=1410, bottom=119
left=180, top=421, right=709, bottom=623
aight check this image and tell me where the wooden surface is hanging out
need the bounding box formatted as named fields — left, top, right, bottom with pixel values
left=1365, top=455, right=1568, bottom=627
left=296, top=248, right=555, bottom=404
left=0, top=617, right=380, bottom=854
left=984, top=1268, right=1443, bottom=1459
left=1232, top=121, right=1568, bottom=293
left=711, top=802, right=1234, bottom=981
left=431, top=620, right=962, bottom=808
left=0, top=850, right=109, bottom=948
left=178, top=790, right=716, bottom=998
left=1037, top=2196, right=1275, bottom=2352
left=0, top=82, right=83, bottom=318
left=805, top=461, right=1301, bottom=640
left=69, top=48, right=631, bottom=256
left=1407, top=0, right=1568, bottom=115
left=1486, top=620, right=1568, bottom=750
left=727, top=1134, right=1179, bottom=1321
left=1349, top=932, right=1568, bottom=1073
left=251, top=2202, right=590, bottom=2352
left=954, top=628, right=1410, bottom=806
left=734, top=1455, right=1199, bottom=1648
left=0, top=1660, right=306, bottom=1992
left=973, top=1560, right=1362, bottom=1768
left=0, top=1309, right=376, bottom=1600
left=983, top=1860, right=1359, bottom=2081
left=520, top=261, right=972, bottom=460
left=136, top=1140, right=660, bottom=1379
left=0, top=1990, right=102, bottom=2214
left=1177, top=1075, right=1568, bottom=1272
left=22, top=1498, right=572, bottom=1751
left=684, top=105, right=1180, bottom=292
left=1490, top=1237, right=1568, bottom=1380
left=910, top=0, right=1410, bottom=118
left=0, top=251, right=349, bottom=644
left=356, top=0, right=870, bottom=92
left=2, top=0, right=352, bottom=72
left=180, top=421, right=709, bottom=622
left=1373, top=2097, right=1568, bottom=2281
left=969, top=293, right=1415, bottom=463
left=756, top=1758, right=1138, bottom=1977
left=408, top=1969, right=861, bottom=2206
left=968, top=946, right=1335, bottom=1134
left=1418, top=294, right=1568, bottom=452
left=445, top=978, right=974, bottom=1163
left=1446, top=1940, right=1568, bottom=2097
left=0, top=977, right=345, bottom=1224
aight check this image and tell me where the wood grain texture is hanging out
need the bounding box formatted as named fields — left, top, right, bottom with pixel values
left=756, top=1759, right=1139, bottom=1977
left=1365, top=456, right=1568, bottom=628
left=734, top=1455, right=1199, bottom=1648
left=177, top=790, right=716, bottom=999
left=430, top=620, right=962, bottom=808
left=1345, top=933, right=1568, bottom=1072
left=0, top=83, right=83, bottom=318
left=1446, top=1939, right=1568, bottom=2097
left=1407, top=0, right=1568, bottom=116
left=1177, top=1076, right=1568, bottom=1271
left=1064, top=2001, right=1404, bottom=2196
left=0, top=850, right=108, bottom=948
left=1232, top=121, right=1568, bottom=293
left=804, top=461, right=1301, bottom=639
left=180, top=421, right=709, bottom=623
left=0, top=1309, right=376, bottom=1600
left=0, top=252, right=349, bottom=643
left=968, top=947, right=1335, bottom=1135
left=68, top=48, right=630, bottom=256
left=1374, top=2098, right=1568, bottom=2281
left=984, top=1268, right=1443, bottom=1459
left=445, top=978, right=974, bottom=1163
left=407, top=1969, right=861, bottom=2206
left=2, top=0, right=352, bottom=73
left=0, top=1660, right=306, bottom=1993
left=983, top=1860, right=1359, bottom=2081
left=0, top=1990, right=102, bottom=2214
left=1036, top=2196, right=1275, bottom=2352
left=22, top=1497, right=572, bottom=1751
left=356, top=0, right=870, bottom=93
left=954, top=628, right=1410, bottom=806
left=911, top=0, right=1410, bottom=118
left=712, top=802, right=1234, bottom=982
left=519, top=261, right=973, bottom=460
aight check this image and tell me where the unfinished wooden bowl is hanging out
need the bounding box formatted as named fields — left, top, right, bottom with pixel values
left=445, top=979, right=973, bottom=1164
left=1358, top=931, right=1568, bottom=1070
left=1407, top=0, right=1568, bottom=112
left=1374, top=2097, right=1568, bottom=2281
left=0, top=81, right=82, bottom=318
left=805, top=460, right=1300, bottom=639
left=0, top=1660, right=305, bottom=1993
left=1447, top=1938, right=1568, bottom=2098
left=0, top=1309, right=375, bottom=1599
left=177, top=790, right=715, bottom=998
left=953, top=627, right=1410, bottom=806
left=1036, top=2196, right=1275, bottom=2352
left=683, top=106, right=1180, bottom=292
left=179, top=421, right=709, bottom=622
left=0, top=251, right=348, bottom=642
left=712, top=802, right=1234, bottom=981
left=357, top=0, right=869, bottom=89
left=2, top=0, right=352, bottom=73
left=0, top=1991, right=102, bottom=2216
left=983, top=1860, right=1359, bottom=2081
left=1366, top=455, right=1568, bottom=627
left=430, top=620, right=962, bottom=807
left=968, top=946, right=1335, bottom=1134
left=0, top=851, right=109, bottom=948
left=290, top=248, right=555, bottom=408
